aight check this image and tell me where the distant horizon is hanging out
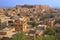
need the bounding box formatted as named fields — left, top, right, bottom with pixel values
left=0, top=0, right=60, bottom=8
left=0, top=4, right=60, bottom=8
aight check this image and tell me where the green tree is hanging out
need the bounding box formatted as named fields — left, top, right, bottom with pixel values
left=28, top=22, right=38, bottom=27
left=54, top=28, right=60, bottom=33
left=36, top=36, right=44, bottom=40
left=36, top=36, right=55, bottom=40
left=12, top=32, right=26, bottom=40
left=31, top=22, right=38, bottom=27
left=55, top=33, right=60, bottom=40
left=55, top=19, right=60, bottom=23
left=40, top=14, right=55, bottom=20
left=45, top=36, right=55, bottom=40
left=45, top=27, right=56, bottom=35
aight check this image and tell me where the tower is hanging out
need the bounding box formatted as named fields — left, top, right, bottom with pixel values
left=19, top=17, right=28, bottom=32
left=0, top=19, right=1, bottom=28
left=8, top=17, right=28, bottom=32
left=0, top=19, right=2, bottom=28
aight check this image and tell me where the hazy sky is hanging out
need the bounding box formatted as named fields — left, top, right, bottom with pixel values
left=0, top=0, right=60, bottom=7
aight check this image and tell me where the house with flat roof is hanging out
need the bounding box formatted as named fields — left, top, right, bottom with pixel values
left=26, top=24, right=47, bottom=36
left=0, top=27, right=15, bottom=38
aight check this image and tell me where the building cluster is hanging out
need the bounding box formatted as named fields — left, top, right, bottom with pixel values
left=0, top=4, right=60, bottom=39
